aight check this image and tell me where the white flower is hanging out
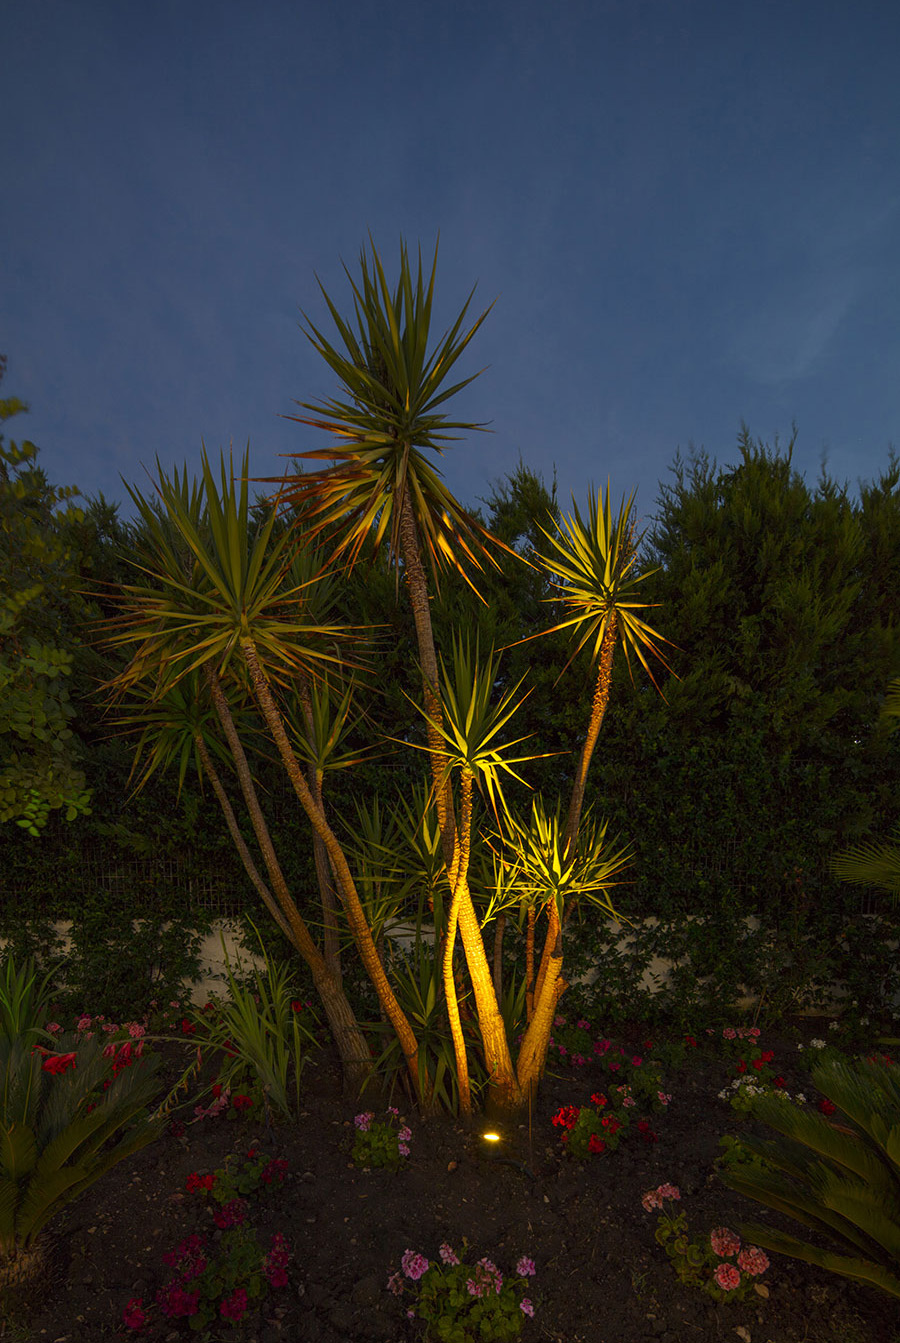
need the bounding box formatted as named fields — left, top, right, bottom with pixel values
left=795, top=1094, right=807, bottom=1105
left=829, top=1021, right=840, bottom=1032
left=796, top=1043, right=805, bottom=1051
left=810, top=1039, right=826, bottom=1049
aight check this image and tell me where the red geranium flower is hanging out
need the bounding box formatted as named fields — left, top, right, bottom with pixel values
left=185, top=1172, right=217, bottom=1193
left=232, top=1094, right=253, bottom=1112
left=41, top=1052, right=77, bottom=1075
left=818, top=1098, right=837, bottom=1116
left=551, top=1105, right=580, bottom=1129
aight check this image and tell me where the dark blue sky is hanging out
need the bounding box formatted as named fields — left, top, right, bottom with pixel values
left=4, top=0, right=898, bottom=525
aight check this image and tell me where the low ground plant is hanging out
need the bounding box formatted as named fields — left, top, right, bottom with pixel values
left=190, top=926, right=320, bottom=1122
left=388, top=1242, right=537, bottom=1341
left=642, top=1184, right=770, bottom=1303
left=0, top=1028, right=164, bottom=1292
left=352, top=1106, right=413, bottom=1169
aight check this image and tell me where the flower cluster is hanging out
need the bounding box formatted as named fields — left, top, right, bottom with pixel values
left=351, top=1107, right=413, bottom=1169
left=192, top=1079, right=260, bottom=1122
left=551, top=1090, right=660, bottom=1157
left=123, top=1197, right=291, bottom=1332
left=185, top=1149, right=290, bottom=1207
left=389, top=1242, right=536, bottom=1341
left=712, top=1030, right=792, bottom=1114
left=717, top=1074, right=806, bottom=1112
left=642, top=1184, right=770, bottom=1304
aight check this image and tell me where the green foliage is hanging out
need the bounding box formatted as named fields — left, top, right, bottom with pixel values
left=721, top=1057, right=900, bottom=1297
left=390, top=1242, right=536, bottom=1342
left=0, top=1029, right=163, bottom=1282
left=193, top=926, right=320, bottom=1121
left=350, top=1107, right=412, bottom=1170
left=368, top=941, right=485, bottom=1114
left=0, top=382, right=91, bottom=833
left=594, top=435, right=900, bottom=917
left=0, top=952, right=57, bottom=1043
left=833, top=678, right=900, bottom=900
left=279, top=236, right=501, bottom=588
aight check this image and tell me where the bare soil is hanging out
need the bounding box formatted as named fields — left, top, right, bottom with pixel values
left=7, top=1020, right=898, bottom=1343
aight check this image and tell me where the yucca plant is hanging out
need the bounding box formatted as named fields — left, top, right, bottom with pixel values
left=0, top=952, right=58, bottom=1044
left=196, top=924, right=320, bottom=1122
left=368, top=942, right=487, bottom=1116
left=405, top=636, right=541, bottom=1117
left=104, top=449, right=412, bottom=1098
left=720, top=1057, right=900, bottom=1297
left=0, top=1031, right=164, bottom=1290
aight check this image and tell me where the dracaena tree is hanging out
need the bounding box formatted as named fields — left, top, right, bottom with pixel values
left=405, top=637, right=538, bottom=1118
left=103, top=450, right=422, bottom=1097
left=272, top=239, right=658, bottom=1115
left=275, top=237, right=537, bottom=1114
left=505, top=486, right=674, bottom=1089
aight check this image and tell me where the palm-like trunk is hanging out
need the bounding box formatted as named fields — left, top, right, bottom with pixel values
left=238, top=637, right=428, bottom=1105
left=298, top=677, right=342, bottom=983
left=397, top=489, right=457, bottom=865
left=564, top=616, right=617, bottom=852
left=524, top=905, right=536, bottom=1022
left=520, top=618, right=619, bottom=1096
left=516, top=901, right=564, bottom=1098
left=396, top=485, right=521, bottom=1116
left=443, top=769, right=474, bottom=1119
left=492, top=913, right=506, bottom=1001
left=192, top=732, right=293, bottom=945
left=203, top=671, right=371, bottom=1093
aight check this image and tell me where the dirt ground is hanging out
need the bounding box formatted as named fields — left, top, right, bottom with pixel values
left=9, top=1019, right=898, bottom=1343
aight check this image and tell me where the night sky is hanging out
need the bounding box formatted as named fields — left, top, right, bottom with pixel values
left=4, top=0, right=899, bottom=526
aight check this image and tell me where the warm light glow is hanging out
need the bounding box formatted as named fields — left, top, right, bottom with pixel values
left=482, top=1131, right=501, bottom=1143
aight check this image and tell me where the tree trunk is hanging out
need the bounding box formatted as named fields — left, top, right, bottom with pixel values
left=520, top=616, right=619, bottom=1096
left=443, top=770, right=473, bottom=1119
left=396, top=484, right=520, bottom=1116
left=192, top=732, right=293, bottom=944
left=238, top=637, right=428, bottom=1106
left=564, top=616, right=617, bottom=852
left=516, top=902, right=564, bottom=1099
left=297, top=676, right=342, bottom=984
left=397, top=487, right=457, bottom=867
left=492, top=912, right=506, bottom=1001
left=524, top=905, right=536, bottom=1022
left=203, top=671, right=371, bottom=1093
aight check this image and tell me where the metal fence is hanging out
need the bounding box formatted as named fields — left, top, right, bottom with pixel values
left=1, top=845, right=252, bottom=920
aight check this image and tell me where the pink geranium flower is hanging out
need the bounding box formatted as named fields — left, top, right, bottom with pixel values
left=738, top=1245, right=770, bottom=1276
left=714, top=1262, right=742, bottom=1291
left=401, top=1250, right=430, bottom=1280
left=710, top=1227, right=741, bottom=1258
